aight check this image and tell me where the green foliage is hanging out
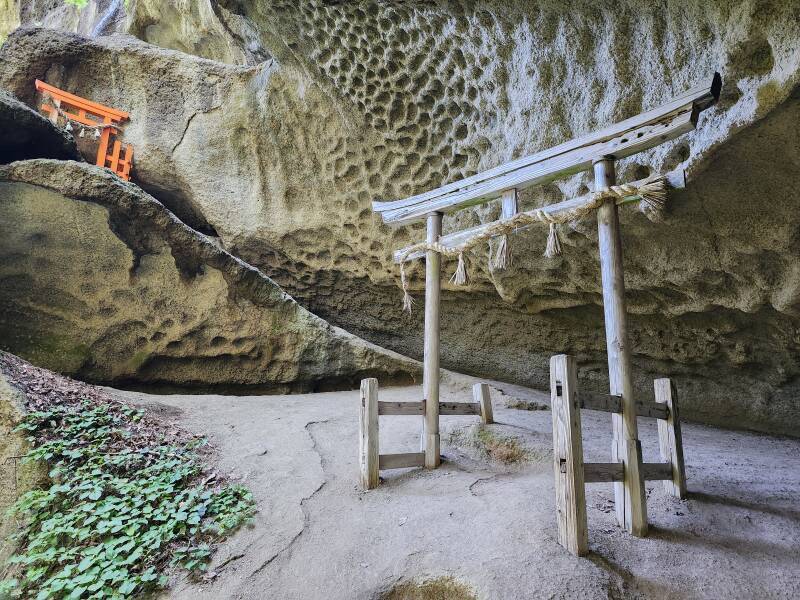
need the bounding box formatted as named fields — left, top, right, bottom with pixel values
left=1, top=404, right=255, bottom=598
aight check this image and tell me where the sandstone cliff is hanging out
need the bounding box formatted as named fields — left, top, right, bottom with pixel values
left=1, top=1, right=799, bottom=434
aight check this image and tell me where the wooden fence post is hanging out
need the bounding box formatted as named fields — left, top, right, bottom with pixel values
left=550, top=354, right=588, bottom=556
left=360, top=378, right=379, bottom=490
left=654, top=378, right=687, bottom=498
left=594, top=157, right=648, bottom=537
left=473, top=383, right=494, bottom=424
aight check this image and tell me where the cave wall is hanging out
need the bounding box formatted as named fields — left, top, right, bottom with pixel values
left=1, top=2, right=800, bottom=433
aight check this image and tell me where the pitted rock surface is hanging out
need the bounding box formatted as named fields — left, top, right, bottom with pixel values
left=0, top=160, right=419, bottom=390
left=0, top=1, right=799, bottom=433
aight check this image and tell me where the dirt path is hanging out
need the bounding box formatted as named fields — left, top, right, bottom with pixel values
left=113, top=374, right=800, bottom=599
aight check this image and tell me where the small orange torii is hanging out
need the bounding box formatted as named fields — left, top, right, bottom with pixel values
left=35, top=79, right=134, bottom=181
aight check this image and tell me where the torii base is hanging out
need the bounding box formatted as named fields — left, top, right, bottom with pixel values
left=359, top=379, right=494, bottom=490
left=550, top=354, right=686, bottom=556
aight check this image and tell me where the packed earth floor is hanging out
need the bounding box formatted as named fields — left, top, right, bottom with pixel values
left=112, top=374, right=800, bottom=600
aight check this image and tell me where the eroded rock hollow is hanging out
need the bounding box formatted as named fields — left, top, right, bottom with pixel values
left=1, top=1, right=799, bottom=434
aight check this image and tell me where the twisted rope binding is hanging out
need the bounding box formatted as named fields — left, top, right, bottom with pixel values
left=400, top=260, right=414, bottom=313
left=396, top=174, right=668, bottom=310
left=450, top=252, right=469, bottom=285
left=41, top=92, right=114, bottom=139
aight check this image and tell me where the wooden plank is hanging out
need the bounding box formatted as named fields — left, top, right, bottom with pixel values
left=575, top=391, right=668, bottom=419
left=379, top=401, right=424, bottom=416
left=359, top=378, right=379, bottom=490
left=379, top=110, right=696, bottom=224
left=582, top=462, right=673, bottom=482
left=583, top=462, right=624, bottom=483
left=550, top=354, right=588, bottom=557
left=473, top=383, right=494, bottom=424
left=641, top=462, right=674, bottom=481
left=638, top=401, right=669, bottom=420
left=577, top=391, right=622, bottom=413
left=374, top=73, right=719, bottom=219
left=655, top=378, right=687, bottom=498
left=595, top=158, right=648, bottom=537
left=379, top=452, right=425, bottom=470
left=439, top=401, right=481, bottom=416
left=423, top=213, right=442, bottom=469
left=393, top=169, right=686, bottom=263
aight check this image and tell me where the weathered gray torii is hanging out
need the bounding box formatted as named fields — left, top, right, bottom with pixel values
left=370, top=73, right=720, bottom=546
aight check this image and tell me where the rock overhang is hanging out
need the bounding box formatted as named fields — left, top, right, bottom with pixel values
left=0, top=6, right=798, bottom=433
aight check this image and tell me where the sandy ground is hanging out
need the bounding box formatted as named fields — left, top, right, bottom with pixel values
left=113, top=373, right=800, bottom=600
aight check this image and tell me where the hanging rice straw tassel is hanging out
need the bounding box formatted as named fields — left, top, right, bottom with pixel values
left=492, top=234, right=512, bottom=270
left=543, top=223, right=562, bottom=258
left=637, top=174, right=668, bottom=221
left=400, top=262, right=414, bottom=313
left=450, top=252, right=469, bottom=286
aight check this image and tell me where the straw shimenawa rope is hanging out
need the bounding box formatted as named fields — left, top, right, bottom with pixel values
left=41, top=93, right=117, bottom=139
left=398, top=173, right=668, bottom=312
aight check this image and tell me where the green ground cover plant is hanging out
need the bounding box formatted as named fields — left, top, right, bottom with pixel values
left=0, top=383, right=255, bottom=599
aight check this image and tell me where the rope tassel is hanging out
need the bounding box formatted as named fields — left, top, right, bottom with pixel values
left=544, top=223, right=562, bottom=258
left=450, top=252, right=469, bottom=286
left=402, top=290, right=414, bottom=313
left=400, top=263, right=414, bottom=313
left=636, top=175, right=668, bottom=221
left=491, top=234, right=512, bottom=270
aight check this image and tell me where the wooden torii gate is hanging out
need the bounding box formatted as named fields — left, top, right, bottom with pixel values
left=370, top=73, right=720, bottom=551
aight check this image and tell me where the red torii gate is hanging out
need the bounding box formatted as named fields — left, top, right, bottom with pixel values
left=35, top=79, right=134, bottom=181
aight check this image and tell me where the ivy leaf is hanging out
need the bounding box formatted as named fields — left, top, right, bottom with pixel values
left=118, top=580, right=137, bottom=595
left=77, top=555, right=94, bottom=573
left=6, top=400, right=255, bottom=598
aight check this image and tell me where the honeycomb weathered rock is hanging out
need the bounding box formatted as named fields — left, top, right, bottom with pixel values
left=0, top=159, right=420, bottom=391
left=1, top=1, right=800, bottom=434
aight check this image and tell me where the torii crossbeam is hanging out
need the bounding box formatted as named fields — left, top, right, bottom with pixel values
left=370, top=73, right=720, bottom=547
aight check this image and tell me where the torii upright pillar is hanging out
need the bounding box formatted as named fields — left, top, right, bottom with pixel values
left=423, top=212, right=443, bottom=468
left=594, top=157, right=648, bottom=536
